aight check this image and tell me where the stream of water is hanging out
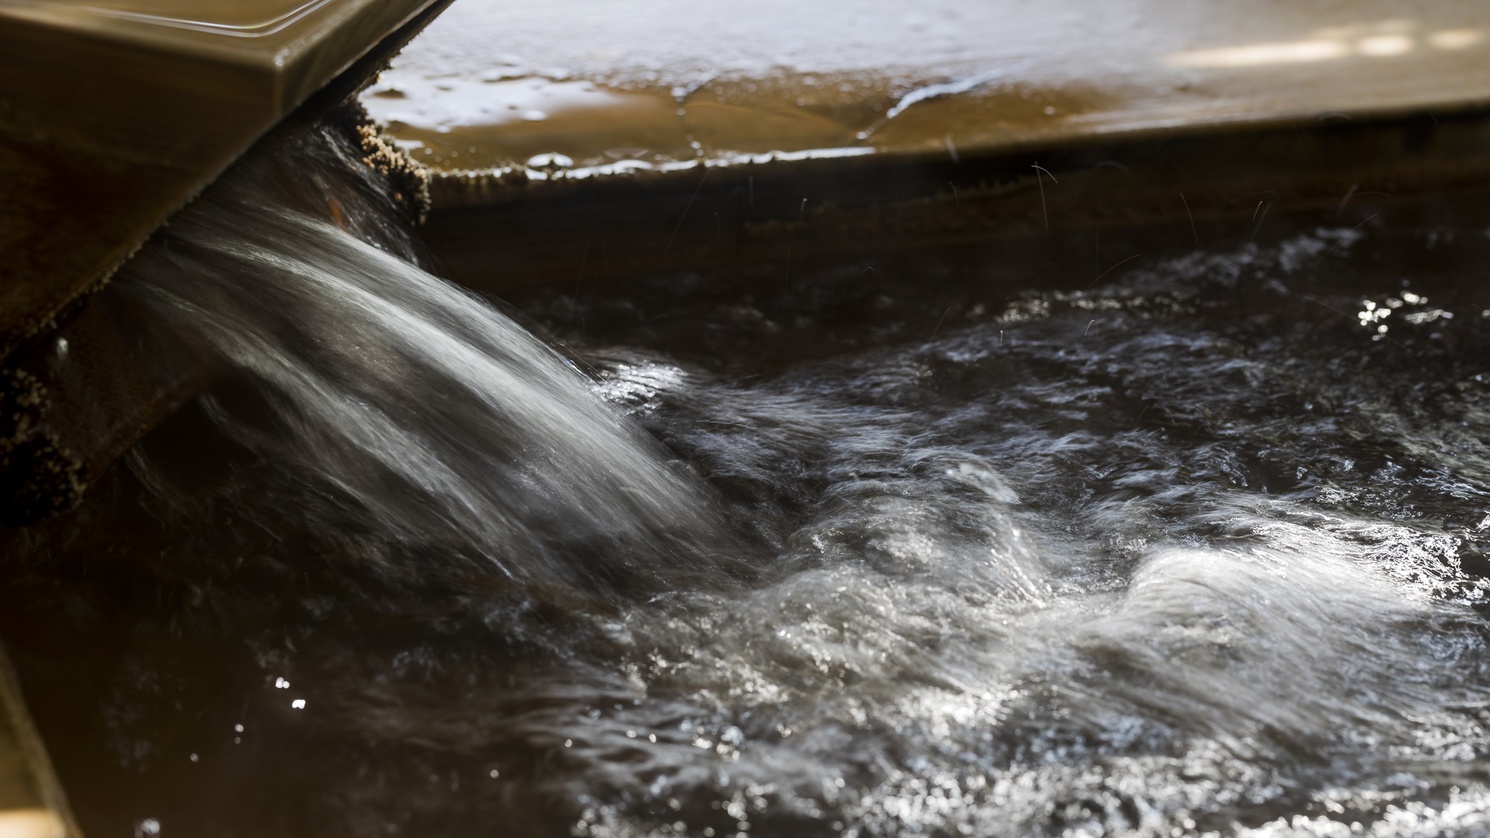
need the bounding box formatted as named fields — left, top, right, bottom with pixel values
left=3, top=126, right=1490, bottom=837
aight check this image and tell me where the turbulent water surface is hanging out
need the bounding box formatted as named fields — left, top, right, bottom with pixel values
left=3, top=128, right=1490, bottom=837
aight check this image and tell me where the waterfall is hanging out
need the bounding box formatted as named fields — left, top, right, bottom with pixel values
left=114, top=123, right=739, bottom=596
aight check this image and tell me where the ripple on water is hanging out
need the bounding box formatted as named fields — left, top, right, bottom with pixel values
left=6, top=143, right=1490, bottom=836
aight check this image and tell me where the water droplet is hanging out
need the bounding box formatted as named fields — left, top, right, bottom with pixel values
left=526, top=153, right=574, bottom=169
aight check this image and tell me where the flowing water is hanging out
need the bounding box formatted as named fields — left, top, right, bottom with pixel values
left=3, top=126, right=1490, bottom=837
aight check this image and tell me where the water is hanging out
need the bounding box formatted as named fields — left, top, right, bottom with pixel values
left=4, top=126, right=1490, bottom=837
left=118, top=125, right=741, bottom=600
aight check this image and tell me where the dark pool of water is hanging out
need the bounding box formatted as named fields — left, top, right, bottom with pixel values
left=3, top=139, right=1490, bottom=836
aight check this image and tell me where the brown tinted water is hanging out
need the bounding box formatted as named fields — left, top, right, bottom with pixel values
left=3, top=126, right=1490, bottom=837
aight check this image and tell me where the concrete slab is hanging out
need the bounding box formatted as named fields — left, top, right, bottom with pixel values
left=360, top=1, right=1490, bottom=202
